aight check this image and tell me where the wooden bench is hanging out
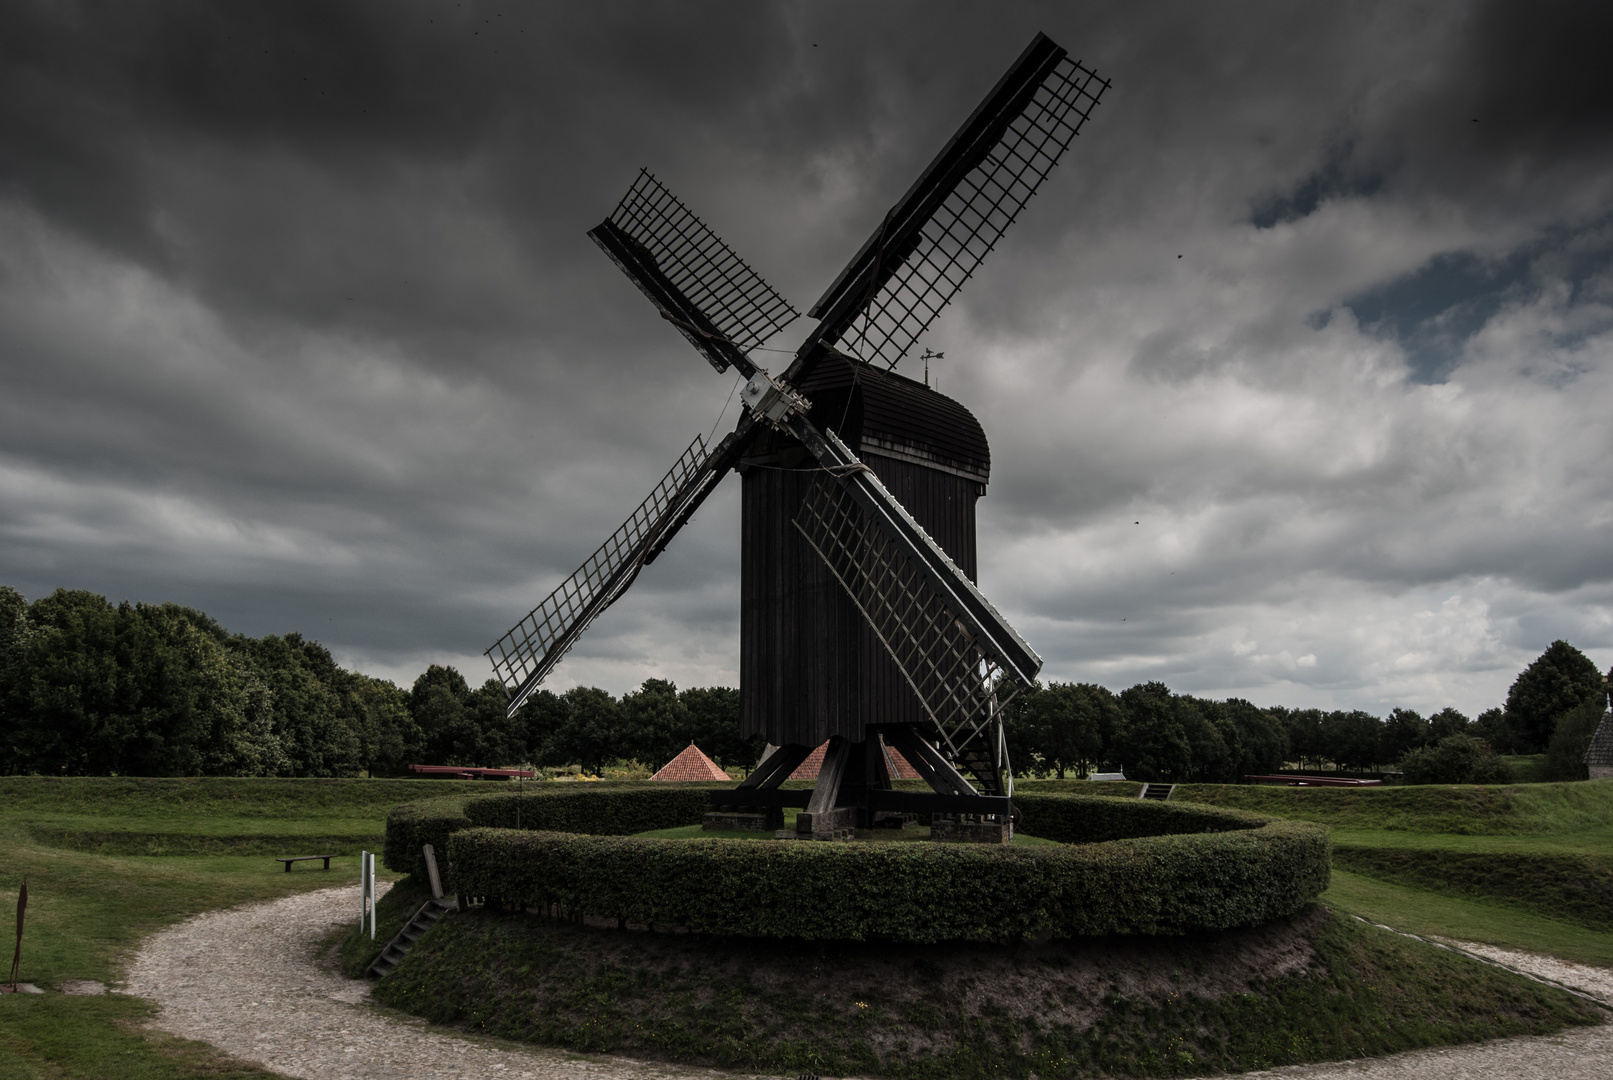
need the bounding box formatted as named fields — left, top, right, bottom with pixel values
left=275, top=855, right=335, bottom=872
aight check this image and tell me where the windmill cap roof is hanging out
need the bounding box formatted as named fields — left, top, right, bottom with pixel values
left=798, top=355, right=990, bottom=483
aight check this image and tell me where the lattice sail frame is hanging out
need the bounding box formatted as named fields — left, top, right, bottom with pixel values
left=832, top=57, right=1106, bottom=369
left=608, top=169, right=799, bottom=358
left=793, top=473, right=1026, bottom=763
left=487, top=435, right=710, bottom=713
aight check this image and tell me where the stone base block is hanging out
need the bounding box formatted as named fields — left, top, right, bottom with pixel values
left=931, top=816, right=1012, bottom=844
left=703, top=809, right=783, bottom=831
left=793, top=806, right=857, bottom=840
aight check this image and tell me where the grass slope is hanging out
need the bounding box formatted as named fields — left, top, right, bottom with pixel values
left=0, top=775, right=495, bottom=856
left=0, top=776, right=445, bottom=1080
left=1155, top=777, right=1613, bottom=964
left=1331, top=848, right=1613, bottom=932
left=375, top=903, right=1600, bottom=1079
left=1322, top=870, right=1613, bottom=967
left=1171, top=778, right=1613, bottom=834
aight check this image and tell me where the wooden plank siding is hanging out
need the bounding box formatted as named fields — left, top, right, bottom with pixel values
left=739, top=358, right=989, bottom=748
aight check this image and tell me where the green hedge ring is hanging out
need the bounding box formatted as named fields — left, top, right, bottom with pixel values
left=383, top=782, right=729, bottom=880
left=385, top=786, right=1330, bottom=942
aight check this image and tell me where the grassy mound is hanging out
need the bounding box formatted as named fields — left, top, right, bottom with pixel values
left=374, top=904, right=1601, bottom=1078
left=28, top=825, right=383, bottom=857
left=1332, top=847, right=1613, bottom=932
left=4, top=775, right=491, bottom=860
left=337, top=874, right=436, bottom=977
left=1171, top=778, right=1613, bottom=834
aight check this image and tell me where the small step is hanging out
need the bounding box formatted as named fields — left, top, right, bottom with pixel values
left=1139, top=783, right=1175, bottom=801
left=366, top=897, right=456, bottom=979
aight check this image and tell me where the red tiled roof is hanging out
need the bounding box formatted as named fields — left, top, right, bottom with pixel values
left=651, top=742, right=731, bottom=782
left=886, top=744, right=922, bottom=780
left=787, top=740, right=921, bottom=780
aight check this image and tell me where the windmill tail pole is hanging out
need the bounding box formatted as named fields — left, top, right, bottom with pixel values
left=9, top=877, right=25, bottom=991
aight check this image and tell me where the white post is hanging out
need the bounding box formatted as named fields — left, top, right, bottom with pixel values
left=367, top=852, right=376, bottom=940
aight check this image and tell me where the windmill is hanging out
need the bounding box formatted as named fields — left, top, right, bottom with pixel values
left=487, top=32, right=1107, bottom=839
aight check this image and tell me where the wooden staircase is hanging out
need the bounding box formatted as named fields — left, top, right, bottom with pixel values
left=366, top=897, right=456, bottom=979
left=1139, top=782, right=1175, bottom=801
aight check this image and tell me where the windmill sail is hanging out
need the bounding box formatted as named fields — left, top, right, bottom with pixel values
left=801, top=33, right=1108, bottom=372
left=788, top=425, right=1041, bottom=769
left=487, top=434, right=716, bottom=714
left=591, top=170, right=799, bottom=372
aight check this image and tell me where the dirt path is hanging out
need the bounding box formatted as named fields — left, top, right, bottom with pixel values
left=123, top=885, right=1610, bottom=1080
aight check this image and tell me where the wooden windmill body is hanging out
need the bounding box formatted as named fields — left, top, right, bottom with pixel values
left=486, top=32, right=1109, bottom=839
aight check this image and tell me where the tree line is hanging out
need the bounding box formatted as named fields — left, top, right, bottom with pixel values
left=1, top=586, right=1607, bottom=782
left=1007, top=640, right=1608, bottom=783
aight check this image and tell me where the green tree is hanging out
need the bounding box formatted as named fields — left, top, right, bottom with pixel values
left=350, top=675, right=417, bottom=776
left=518, top=688, right=567, bottom=765
left=6, top=589, right=132, bottom=775
left=236, top=633, right=363, bottom=777
left=470, top=678, right=530, bottom=767
left=1378, top=708, right=1430, bottom=765
left=1007, top=682, right=1115, bottom=779
left=678, top=686, right=757, bottom=770
left=1427, top=707, right=1470, bottom=742
left=1216, top=698, right=1288, bottom=777
left=1504, top=641, right=1602, bottom=752
left=1319, top=710, right=1382, bottom=770
left=1399, top=734, right=1513, bottom=785
left=0, top=585, right=30, bottom=706
left=543, top=686, right=622, bottom=776
left=410, top=665, right=480, bottom=766
left=1470, top=706, right=1517, bottom=753
left=1174, top=694, right=1233, bottom=782
left=620, top=678, right=689, bottom=770
left=1544, top=692, right=1608, bottom=782
left=1112, top=682, right=1193, bottom=782
left=1273, top=707, right=1324, bottom=770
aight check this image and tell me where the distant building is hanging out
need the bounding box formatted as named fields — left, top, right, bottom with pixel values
left=786, top=739, right=921, bottom=781
left=1586, top=711, right=1613, bottom=780
left=651, top=742, right=730, bottom=782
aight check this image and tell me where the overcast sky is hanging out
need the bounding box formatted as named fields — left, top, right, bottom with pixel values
left=3, top=1, right=1611, bottom=716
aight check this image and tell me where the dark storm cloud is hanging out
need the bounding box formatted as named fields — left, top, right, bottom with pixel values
left=2, top=0, right=1610, bottom=708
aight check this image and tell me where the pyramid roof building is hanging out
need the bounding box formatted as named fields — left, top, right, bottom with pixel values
left=651, top=742, right=731, bottom=782
left=1585, top=710, right=1613, bottom=776
left=788, top=739, right=921, bottom=781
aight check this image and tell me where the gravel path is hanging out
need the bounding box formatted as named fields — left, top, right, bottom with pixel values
left=123, top=884, right=775, bottom=1080
left=124, top=885, right=1611, bottom=1080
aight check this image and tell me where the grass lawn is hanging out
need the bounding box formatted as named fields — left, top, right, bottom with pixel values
left=1173, top=778, right=1613, bottom=964
left=1322, top=869, right=1613, bottom=967
left=0, top=776, right=491, bottom=1080
left=4, top=774, right=1609, bottom=1080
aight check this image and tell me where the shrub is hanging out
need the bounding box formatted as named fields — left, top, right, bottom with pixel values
left=383, top=794, right=473, bottom=880
left=1013, top=790, right=1262, bottom=841
left=444, top=793, right=1329, bottom=942
left=1399, top=735, right=1513, bottom=785
left=463, top=783, right=723, bottom=834
left=382, top=782, right=729, bottom=882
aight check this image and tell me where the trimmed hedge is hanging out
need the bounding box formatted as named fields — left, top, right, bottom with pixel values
left=464, top=784, right=724, bottom=835
left=1014, top=791, right=1259, bottom=842
left=443, top=795, right=1329, bottom=942
left=383, top=794, right=473, bottom=880
left=382, top=783, right=724, bottom=882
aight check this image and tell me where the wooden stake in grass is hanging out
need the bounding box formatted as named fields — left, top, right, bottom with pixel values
left=8, top=877, right=24, bottom=992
